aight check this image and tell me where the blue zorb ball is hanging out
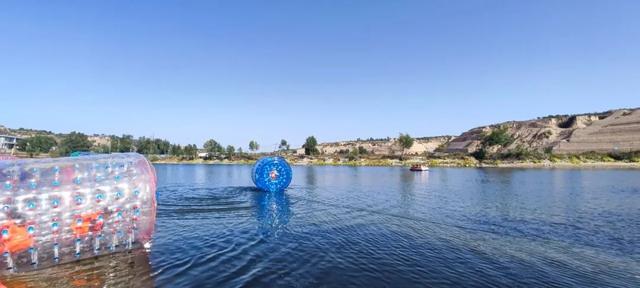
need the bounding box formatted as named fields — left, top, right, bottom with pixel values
left=252, top=156, right=292, bottom=192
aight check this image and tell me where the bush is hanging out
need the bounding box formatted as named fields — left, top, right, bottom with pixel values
left=549, top=154, right=563, bottom=163
left=17, top=135, right=58, bottom=155
left=569, top=156, right=581, bottom=165
left=461, top=157, right=478, bottom=167
left=471, top=148, right=487, bottom=161
left=347, top=149, right=359, bottom=161
left=482, top=126, right=514, bottom=147
left=500, top=146, right=546, bottom=161
left=602, top=156, right=616, bottom=162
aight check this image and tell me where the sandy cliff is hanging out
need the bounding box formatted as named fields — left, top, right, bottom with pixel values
left=553, top=109, right=640, bottom=153
left=444, top=108, right=640, bottom=154
left=304, top=136, right=454, bottom=156
left=302, top=108, right=640, bottom=157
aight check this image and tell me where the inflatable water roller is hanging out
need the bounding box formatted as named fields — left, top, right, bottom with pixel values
left=252, top=156, right=292, bottom=192
left=0, top=153, right=156, bottom=273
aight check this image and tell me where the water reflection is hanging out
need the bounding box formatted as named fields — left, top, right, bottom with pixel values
left=0, top=249, right=153, bottom=287
left=254, top=191, right=291, bottom=238
left=305, top=166, right=317, bottom=187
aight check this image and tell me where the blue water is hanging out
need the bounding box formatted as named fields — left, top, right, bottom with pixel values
left=3, top=165, right=639, bottom=287
left=150, top=165, right=640, bottom=287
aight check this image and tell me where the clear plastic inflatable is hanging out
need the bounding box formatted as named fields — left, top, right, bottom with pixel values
left=0, top=153, right=157, bottom=273
left=252, top=156, right=292, bottom=192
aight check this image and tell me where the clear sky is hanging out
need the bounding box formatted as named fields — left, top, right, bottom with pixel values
left=1, top=1, right=639, bottom=151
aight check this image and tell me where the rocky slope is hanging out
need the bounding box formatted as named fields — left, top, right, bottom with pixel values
left=297, top=136, right=454, bottom=156
left=553, top=109, right=640, bottom=154
left=445, top=108, right=640, bottom=154
left=309, top=108, right=640, bottom=156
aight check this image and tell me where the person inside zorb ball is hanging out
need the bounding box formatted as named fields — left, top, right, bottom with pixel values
left=252, top=156, right=292, bottom=192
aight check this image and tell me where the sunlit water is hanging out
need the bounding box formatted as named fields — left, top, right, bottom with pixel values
left=3, top=165, right=639, bottom=287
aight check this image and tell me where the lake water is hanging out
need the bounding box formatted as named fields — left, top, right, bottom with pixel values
left=3, top=165, right=639, bottom=287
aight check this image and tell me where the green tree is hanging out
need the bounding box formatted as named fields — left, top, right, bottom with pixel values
left=154, top=139, right=171, bottom=155
left=110, top=135, right=134, bottom=153
left=278, top=139, right=290, bottom=151
left=226, top=145, right=235, bottom=157
left=204, top=139, right=224, bottom=155
left=303, top=136, right=319, bottom=156
left=135, top=137, right=154, bottom=154
left=17, top=135, right=58, bottom=156
left=398, top=133, right=414, bottom=159
left=183, top=144, right=198, bottom=160
left=134, top=137, right=171, bottom=155
left=348, top=148, right=360, bottom=161
left=170, top=144, right=183, bottom=156
left=249, top=140, right=259, bottom=152
left=92, top=144, right=111, bottom=154
left=237, top=147, right=244, bottom=154
left=59, top=132, right=93, bottom=156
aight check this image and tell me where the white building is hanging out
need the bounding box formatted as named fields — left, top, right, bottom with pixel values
left=0, top=135, right=22, bottom=153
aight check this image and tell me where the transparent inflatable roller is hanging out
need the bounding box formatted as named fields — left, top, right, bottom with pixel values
left=0, top=153, right=157, bottom=273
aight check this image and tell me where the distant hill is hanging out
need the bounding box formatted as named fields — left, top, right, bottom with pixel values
left=0, top=125, right=112, bottom=150
left=0, top=125, right=59, bottom=138
left=3, top=107, right=639, bottom=157
left=445, top=108, right=640, bottom=155
left=307, top=108, right=640, bottom=156
left=304, top=136, right=454, bottom=157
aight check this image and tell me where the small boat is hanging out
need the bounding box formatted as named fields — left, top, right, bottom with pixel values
left=410, top=164, right=429, bottom=171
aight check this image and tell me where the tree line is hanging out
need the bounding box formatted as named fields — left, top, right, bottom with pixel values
left=16, top=132, right=301, bottom=160
left=16, top=131, right=417, bottom=159
left=17, top=132, right=201, bottom=159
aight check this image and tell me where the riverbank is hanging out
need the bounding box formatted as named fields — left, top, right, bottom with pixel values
left=151, top=157, right=640, bottom=169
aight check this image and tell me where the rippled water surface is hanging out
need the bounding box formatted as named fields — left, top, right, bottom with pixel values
left=3, top=165, right=640, bottom=287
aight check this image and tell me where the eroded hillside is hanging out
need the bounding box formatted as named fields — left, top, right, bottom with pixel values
left=445, top=108, right=640, bottom=154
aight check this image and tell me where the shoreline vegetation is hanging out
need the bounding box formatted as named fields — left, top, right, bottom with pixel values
left=149, top=155, right=640, bottom=169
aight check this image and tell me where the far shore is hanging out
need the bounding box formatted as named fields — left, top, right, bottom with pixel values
left=151, top=158, right=640, bottom=169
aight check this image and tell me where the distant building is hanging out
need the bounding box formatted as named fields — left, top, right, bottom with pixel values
left=89, top=135, right=111, bottom=147
left=0, top=135, right=22, bottom=153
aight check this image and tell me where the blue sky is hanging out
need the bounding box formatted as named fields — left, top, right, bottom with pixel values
left=1, top=1, right=639, bottom=151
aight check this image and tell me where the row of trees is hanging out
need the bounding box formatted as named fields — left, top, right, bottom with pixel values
left=200, top=139, right=291, bottom=158
left=91, top=134, right=201, bottom=158
left=17, top=132, right=417, bottom=159
left=16, top=132, right=201, bottom=159
left=17, top=132, right=93, bottom=156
